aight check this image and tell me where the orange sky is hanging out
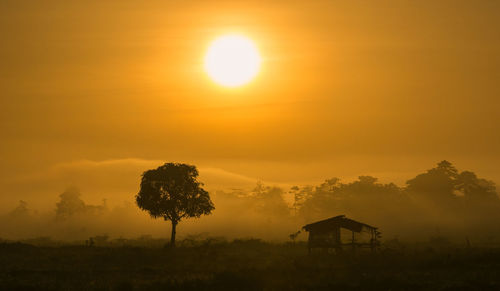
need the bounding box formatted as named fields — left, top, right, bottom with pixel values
left=1, top=0, right=499, bottom=209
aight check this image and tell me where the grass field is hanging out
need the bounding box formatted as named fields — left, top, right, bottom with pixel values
left=1, top=239, right=500, bottom=290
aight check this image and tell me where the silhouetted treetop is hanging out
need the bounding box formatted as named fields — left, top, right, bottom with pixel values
left=357, top=176, right=378, bottom=185
left=406, top=160, right=498, bottom=203
left=249, top=182, right=289, bottom=217
left=406, top=160, right=458, bottom=200
left=457, top=171, right=498, bottom=202
left=9, top=200, right=30, bottom=218
left=136, top=163, right=214, bottom=247
left=298, top=176, right=404, bottom=221
left=55, top=186, right=86, bottom=220
left=55, top=186, right=106, bottom=220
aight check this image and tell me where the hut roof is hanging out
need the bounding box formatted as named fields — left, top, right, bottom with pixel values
left=302, top=215, right=377, bottom=233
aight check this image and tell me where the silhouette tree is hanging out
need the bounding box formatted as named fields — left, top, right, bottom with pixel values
left=298, top=178, right=340, bottom=221
left=250, top=182, right=290, bottom=218
left=406, top=160, right=458, bottom=203
left=136, top=163, right=214, bottom=247
left=456, top=171, right=498, bottom=202
left=298, top=176, right=404, bottom=222
left=405, top=160, right=500, bottom=221
left=289, top=185, right=312, bottom=215
left=55, top=186, right=106, bottom=220
left=55, top=186, right=86, bottom=220
left=9, top=200, right=30, bottom=218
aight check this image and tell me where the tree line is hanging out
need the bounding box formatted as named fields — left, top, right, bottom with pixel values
left=4, top=160, right=499, bottom=244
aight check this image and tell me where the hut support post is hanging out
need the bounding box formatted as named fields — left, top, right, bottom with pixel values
left=307, top=232, right=311, bottom=255
left=351, top=231, right=355, bottom=252
left=370, top=229, right=375, bottom=252
left=335, top=226, right=342, bottom=253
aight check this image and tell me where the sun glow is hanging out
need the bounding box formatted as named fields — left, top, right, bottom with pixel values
left=204, top=34, right=261, bottom=88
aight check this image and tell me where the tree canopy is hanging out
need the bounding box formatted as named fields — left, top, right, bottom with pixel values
left=406, top=160, right=499, bottom=205
left=55, top=186, right=106, bottom=221
left=136, top=163, right=214, bottom=246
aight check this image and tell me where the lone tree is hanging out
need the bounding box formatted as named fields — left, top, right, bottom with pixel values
left=136, top=163, right=214, bottom=247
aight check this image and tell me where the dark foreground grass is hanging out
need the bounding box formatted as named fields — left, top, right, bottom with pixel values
left=1, top=240, right=500, bottom=290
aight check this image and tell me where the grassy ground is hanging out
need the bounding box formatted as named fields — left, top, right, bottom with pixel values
left=1, top=239, right=500, bottom=290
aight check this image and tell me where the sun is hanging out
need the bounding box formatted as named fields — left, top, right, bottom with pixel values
left=204, top=34, right=261, bottom=88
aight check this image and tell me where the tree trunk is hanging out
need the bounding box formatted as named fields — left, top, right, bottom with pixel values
left=170, top=220, right=177, bottom=247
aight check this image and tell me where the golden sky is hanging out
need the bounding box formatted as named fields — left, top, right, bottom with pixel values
left=1, top=0, right=499, bottom=208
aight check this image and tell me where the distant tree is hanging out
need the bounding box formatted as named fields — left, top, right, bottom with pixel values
left=55, top=186, right=106, bottom=220
left=55, top=186, right=86, bottom=220
left=406, top=160, right=459, bottom=202
left=136, top=163, right=214, bottom=247
left=9, top=200, right=30, bottom=218
left=298, top=176, right=404, bottom=222
left=251, top=181, right=267, bottom=197
left=336, top=176, right=403, bottom=201
left=250, top=182, right=290, bottom=218
left=357, top=176, right=378, bottom=185
left=456, top=171, right=499, bottom=202
left=289, top=185, right=312, bottom=215
left=298, top=178, right=341, bottom=221
left=316, top=178, right=340, bottom=193
left=405, top=160, right=500, bottom=219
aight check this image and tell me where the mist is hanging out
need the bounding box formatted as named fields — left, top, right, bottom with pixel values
left=1, top=160, right=499, bottom=246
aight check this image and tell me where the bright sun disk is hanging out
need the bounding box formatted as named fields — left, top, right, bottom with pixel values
left=204, top=34, right=261, bottom=87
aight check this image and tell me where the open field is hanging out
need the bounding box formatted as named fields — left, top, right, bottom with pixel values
left=1, top=239, right=500, bottom=290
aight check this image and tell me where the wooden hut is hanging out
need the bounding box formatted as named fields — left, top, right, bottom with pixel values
left=302, top=215, right=380, bottom=254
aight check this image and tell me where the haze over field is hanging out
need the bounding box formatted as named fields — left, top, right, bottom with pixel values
left=1, top=0, right=500, bottom=243
left=1, top=160, right=498, bottom=246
